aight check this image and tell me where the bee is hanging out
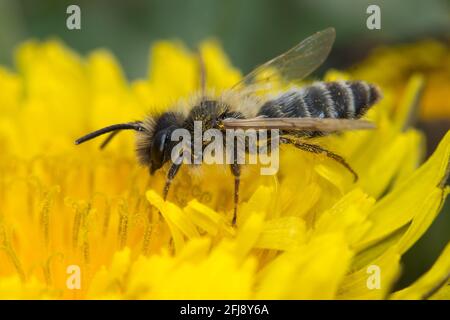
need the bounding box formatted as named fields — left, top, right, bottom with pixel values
left=75, top=28, right=382, bottom=224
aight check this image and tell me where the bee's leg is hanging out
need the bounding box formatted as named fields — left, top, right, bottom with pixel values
left=163, top=161, right=183, bottom=200
left=230, top=162, right=241, bottom=226
left=281, top=138, right=358, bottom=182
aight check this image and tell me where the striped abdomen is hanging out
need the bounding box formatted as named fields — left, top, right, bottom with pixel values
left=257, top=81, right=382, bottom=120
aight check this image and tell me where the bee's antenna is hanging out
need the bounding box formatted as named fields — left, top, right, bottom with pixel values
left=75, top=122, right=144, bottom=145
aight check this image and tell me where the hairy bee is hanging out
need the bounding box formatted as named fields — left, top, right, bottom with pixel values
left=75, top=28, right=382, bottom=224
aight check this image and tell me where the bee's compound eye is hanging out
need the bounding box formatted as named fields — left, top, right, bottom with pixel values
left=150, top=130, right=169, bottom=174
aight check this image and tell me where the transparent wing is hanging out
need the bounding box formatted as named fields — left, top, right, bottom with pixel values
left=233, top=28, right=336, bottom=93
left=222, top=117, right=375, bottom=132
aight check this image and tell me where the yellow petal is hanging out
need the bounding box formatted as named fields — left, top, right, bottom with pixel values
left=394, top=187, right=449, bottom=255
left=199, top=39, right=241, bottom=90
left=126, top=239, right=256, bottom=299
left=0, top=275, right=54, bottom=299
left=255, top=216, right=307, bottom=251
left=392, top=74, right=425, bottom=131
left=256, top=234, right=353, bottom=299
left=233, top=213, right=264, bottom=261
left=356, top=130, right=450, bottom=250
left=184, top=199, right=234, bottom=237
left=146, top=190, right=200, bottom=252
left=360, top=131, right=423, bottom=198
left=313, top=189, right=374, bottom=246
left=390, top=241, right=450, bottom=299
left=87, top=248, right=132, bottom=299
left=337, top=250, right=401, bottom=299
left=238, top=185, right=274, bottom=224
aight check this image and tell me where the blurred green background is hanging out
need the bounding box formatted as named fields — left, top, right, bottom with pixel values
left=1, top=0, right=449, bottom=78
left=0, top=0, right=449, bottom=291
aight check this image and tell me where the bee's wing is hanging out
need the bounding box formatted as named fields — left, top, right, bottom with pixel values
left=222, top=117, right=375, bottom=132
left=233, top=28, right=336, bottom=93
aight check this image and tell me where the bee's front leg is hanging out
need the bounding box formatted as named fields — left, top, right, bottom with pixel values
left=162, top=158, right=183, bottom=200
left=230, top=162, right=240, bottom=226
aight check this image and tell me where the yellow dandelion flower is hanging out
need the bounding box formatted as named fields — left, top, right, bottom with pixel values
left=352, top=40, right=450, bottom=120
left=0, top=38, right=449, bottom=300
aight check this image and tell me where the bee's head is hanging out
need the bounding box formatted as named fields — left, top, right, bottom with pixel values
left=147, top=125, right=177, bottom=174
left=136, top=112, right=184, bottom=175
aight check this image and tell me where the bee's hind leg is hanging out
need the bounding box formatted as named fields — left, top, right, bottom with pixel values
left=281, top=138, right=358, bottom=182
left=230, top=162, right=241, bottom=226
